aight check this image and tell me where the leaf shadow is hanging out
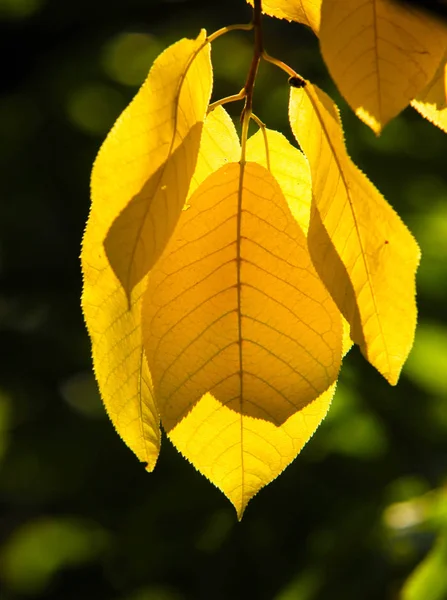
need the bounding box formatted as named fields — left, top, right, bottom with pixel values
left=104, top=122, right=203, bottom=305
left=160, top=383, right=332, bottom=433
left=307, top=201, right=366, bottom=353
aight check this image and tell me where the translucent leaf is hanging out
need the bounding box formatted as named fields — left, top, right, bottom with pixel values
left=412, top=59, right=447, bottom=134
left=245, top=128, right=313, bottom=234
left=289, top=82, right=420, bottom=384
left=187, top=106, right=240, bottom=200
left=102, top=31, right=213, bottom=301
left=319, top=0, right=447, bottom=132
left=82, top=180, right=160, bottom=469
left=246, top=128, right=352, bottom=355
left=246, top=0, right=321, bottom=33
left=142, top=161, right=343, bottom=516
left=82, top=46, right=216, bottom=470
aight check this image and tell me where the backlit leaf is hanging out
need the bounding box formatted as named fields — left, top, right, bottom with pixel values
left=82, top=176, right=160, bottom=470
left=319, top=0, right=447, bottom=133
left=168, top=384, right=337, bottom=518
left=247, top=0, right=321, bottom=33
left=142, top=161, right=343, bottom=515
left=412, top=59, right=447, bottom=134
left=81, top=45, right=219, bottom=470
left=102, top=31, right=212, bottom=301
left=187, top=106, right=240, bottom=200
left=246, top=128, right=313, bottom=233
left=289, top=82, right=420, bottom=384
left=246, top=128, right=352, bottom=355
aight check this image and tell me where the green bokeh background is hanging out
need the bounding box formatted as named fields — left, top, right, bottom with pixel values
left=1, top=1, right=447, bottom=599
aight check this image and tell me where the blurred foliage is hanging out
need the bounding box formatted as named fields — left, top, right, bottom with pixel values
left=0, top=0, right=446, bottom=598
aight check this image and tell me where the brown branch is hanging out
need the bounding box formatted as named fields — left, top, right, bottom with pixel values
left=241, top=0, right=263, bottom=122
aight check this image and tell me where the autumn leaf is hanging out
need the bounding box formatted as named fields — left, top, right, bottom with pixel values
left=81, top=34, right=215, bottom=471
left=246, top=127, right=353, bottom=356
left=319, top=0, right=447, bottom=133
left=412, top=58, right=447, bottom=133
left=245, top=128, right=313, bottom=233
left=102, top=30, right=212, bottom=302
left=289, top=81, right=420, bottom=384
left=247, top=0, right=321, bottom=33
left=82, top=219, right=159, bottom=469
left=187, top=106, right=240, bottom=200
left=142, top=160, right=343, bottom=516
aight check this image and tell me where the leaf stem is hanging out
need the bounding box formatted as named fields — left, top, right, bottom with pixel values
left=208, top=89, right=246, bottom=114
left=207, top=23, right=254, bottom=45
left=240, top=0, right=264, bottom=162
left=250, top=113, right=271, bottom=171
left=262, top=51, right=297, bottom=78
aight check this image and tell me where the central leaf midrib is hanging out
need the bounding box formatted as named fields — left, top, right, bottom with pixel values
left=236, top=162, right=245, bottom=500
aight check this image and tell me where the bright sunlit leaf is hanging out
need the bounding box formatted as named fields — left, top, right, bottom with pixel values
left=247, top=0, right=321, bottom=33
left=319, top=0, right=447, bottom=133
left=245, top=128, right=313, bottom=233
left=102, top=31, right=212, bottom=301
left=82, top=160, right=160, bottom=469
left=187, top=105, right=240, bottom=200
left=412, top=59, right=447, bottom=134
left=82, top=105, right=239, bottom=471
left=142, top=161, right=343, bottom=516
left=82, top=32, right=212, bottom=469
left=246, top=127, right=353, bottom=355
left=289, top=82, right=420, bottom=384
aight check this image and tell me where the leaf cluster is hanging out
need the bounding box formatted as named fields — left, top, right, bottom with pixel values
left=81, top=0, right=447, bottom=516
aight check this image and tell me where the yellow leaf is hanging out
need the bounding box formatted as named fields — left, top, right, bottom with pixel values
left=246, top=127, right=353, bottom=356
left=187, top=106, right=240, bottom=200
left=82, top=192, right=160, bottom=469
left=246, top=128, right=313, bottom=233
left=247, top=0, right=321, bottom=33
left=289, top=82, right=420, bottom=384
left=142, top=161, right=343, bottom=515
left=170, top=385, right=336, bottom=519
left=81, top=35, right=217, bottom=470
left=101, top=31, right=212, bottom=301
left=412, top=59, right=447, bottom=133
left=319, top=0, right=447, bottom=133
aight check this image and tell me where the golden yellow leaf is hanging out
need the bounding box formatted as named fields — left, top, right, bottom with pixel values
left=82, top=242, right=159, bottom=468
left=247, top=0, right=321, bottom=33
left=319, top=0, right=447, bottom=133
left=102, top=31, right=212, bottom=301
left=81, top=37, right=218, bottom=471
left=246, top=127, right=353, bottom=355
left=169, top=385, right=337, bottom=518
left=412, top=59, right=447, bottom=133
left=289, top=82, right=420, bottom=384
left=187, top=106, right=240, bottom=200
left=82, top=182, right=159, bottom=468
left=246, top=128, right=313, bottom=233
left=142, top=161, right=343, bottom=516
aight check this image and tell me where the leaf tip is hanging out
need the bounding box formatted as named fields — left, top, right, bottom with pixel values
left=356, top=106, right=383, bottom=135
left=143, top=461, right=157, bottom=473
left=231, top=494, right=252, bottom=522
left=384, top=371, right=401, bottom=387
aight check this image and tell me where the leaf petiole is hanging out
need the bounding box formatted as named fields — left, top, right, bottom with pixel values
left=262, top=51, right=298, bottom=79
left=206, top=23, right=254, bottom=45
left=208, top=89, right=246, bottom=114
left=250, top=113, right=271, bottom=171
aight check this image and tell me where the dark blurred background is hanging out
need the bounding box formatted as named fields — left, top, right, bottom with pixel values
left=1, top=1, right=447, bottom=599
